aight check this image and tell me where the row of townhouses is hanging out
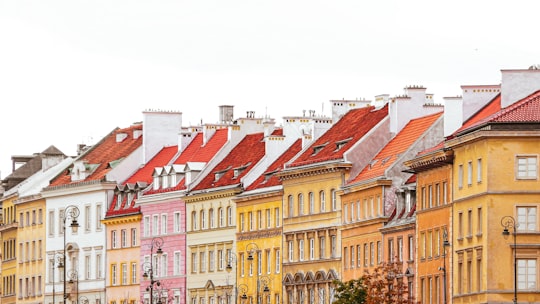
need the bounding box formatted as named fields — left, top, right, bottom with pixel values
left=1, top=67, right=539, bottom=304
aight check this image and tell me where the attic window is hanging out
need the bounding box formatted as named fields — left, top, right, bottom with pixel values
left=263, top=170, right=278, bottom=183
left=381, top=156, right=392, bottom=165
left=312, top=142, right=328, bottom=155
left=214, top=170, right=227, bottom=182
left=369, top=159, right=378, bottom=169
left=233, top=163, right=250, bottom=178
left=335, top=138, right=352, bottom=151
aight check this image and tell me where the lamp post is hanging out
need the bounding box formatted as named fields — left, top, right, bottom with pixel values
left=142, top=237, right=164, bottom=304
left=62, top=205, right=80, bottom=303
left=226, top=252, right=238, bottom=304
left=67, top=270, right=79, bottom=304
left=440, top=228, right=451, bottom=304
left=246, top=243, right=270, bottom=304
left=238, top=284, right=248, bottom=304
left=53, top=253, right=65, bottom=304
left=501, top=216, right=518, bottom=304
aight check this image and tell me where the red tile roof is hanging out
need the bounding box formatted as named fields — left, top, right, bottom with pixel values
left=193, top=133, right=266, bottom=191
left=124, top=146, right=178, bottom=184
left=49, top=125, right=143, bottom=186
left=174, top=129, right=228, bottom=164
left=453, top=94, right=501, bottom=135
left=456, top=90, right=540, bottom=136
left=348, top=112, right=443, bottom=184
left=246, top=139, right=303, bottom=191
left=288, top=105, right=388, bottom=168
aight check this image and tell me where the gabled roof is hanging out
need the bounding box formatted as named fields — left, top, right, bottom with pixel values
left=453, top=94, right=502, bottom=135
left=174, top=129, right=228, bottom=164
left=192, top=133, right=266, bottom=191
left=49, top=125, right=143, bottom=186
left=124, top=146, right=178, bottom=185
left=246, top=139, right=302, bottom=191
left=287, top=105, right=388, bottom=168
left=348, top=111, right=443, bottom=184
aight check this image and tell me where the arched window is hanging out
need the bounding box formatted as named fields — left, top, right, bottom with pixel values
left=298, top=193, right=304, bottom=216
left=227, top=207, right=232, bottom=226
left=209, top=208, right=215, bottom=228
left=191, top=211, right=197, bottom=231
left=200, top=210, right=206, bottom=229
left=288, top=195, right=294, bottom=217
left=331, top=189, right=337, bottom=211
left=320, top=191, right=326, bottom=212
left=218, top=208, right=224, bottom=227
left=309, top=192, right=315, bottom=214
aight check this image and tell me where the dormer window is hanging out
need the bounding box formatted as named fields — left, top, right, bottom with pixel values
left=335, top=138, right=352, bottom=151
left=153, top=176, right=159, bottom=190
left=215, top=171, right=225, bottom=182
left=162, top=174, right=169, bottom=188
left=263, top=170, right=278, bottom=183
left=170, top=174, right=177, bottom=186
left=312, top=142, right=328, bottom=155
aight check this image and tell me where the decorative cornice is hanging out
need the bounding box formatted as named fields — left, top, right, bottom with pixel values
left=278, top=161, right=351, bottom=181
left=237, top=228, right=282, bottom=241
left=184, top=187, right=242, bottom=203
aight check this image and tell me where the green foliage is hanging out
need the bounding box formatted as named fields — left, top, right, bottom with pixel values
left=333, top=261, right=412, bottom=304
left=332, top=277, right=367, bottom=304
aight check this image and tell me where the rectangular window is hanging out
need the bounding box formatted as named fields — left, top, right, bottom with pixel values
left=356, top=245, right=361, bottom=267
left=49, top=210, right=55, bottom=236
left=331, top=236, right=337, bottom=258
left=131, top=228, right=137, bottom=246
left=458, top=212, right=463, bottom=239
left=266, top=250, right=271, bottom=274
left=96, top=253, right=103, bottom=278
left=467, top=161, right=473, bottom=186
left=85, top=205, right=91, bottom=232
left=443, top=182, right=448, bottom=204
left=309, top=239, right=315, bottom=260
left=209, top=251, right=215, bottom=272
left=122, top=263, right=128, bottom=285
left=421, top=187, right=426, bottom=209
left=200, top=252, right=206, bottom=272
left=131, top=262, right=137, bottom=284
left=191, top=252, right=197, bottom=273
left=477, top=158, right=482, bottom=182
left=397, top=238, right=403, bottom=262
left=467, top=210, right=472, bottom=237
left=350, top=246, right=354, bottom=268
left=96, top=204, right=103, bottom=231
left=377, top=241, right=382, bottom=264
left=458, top=164, right=464, bottom=188
left=275, top=249, right=280, bottom=273
left=111, top=264, right=117, bottom=286
left=517, top=206, right=537, bottom=231
left=364, top=244, right=369, bottom=266
left=319, top=237, right=325, bottom=259
left=240, top=213, right=245, bottom=232
left=408, top=235, right=414, bottom=261
left=161, top=214, right=168, bottom=235
left=275, top=208, right=280, bottom=227
left=173, top=212, right=181, bottom=233
left=477, top=207, right=483, bottom=234
left=435, top=183, right=440, bottom=206
left=144, top=216, right=150, bottom=237
left=420, top=232, right=426, bottom=259
left=516, top=155, right=538, bottom=179
left=288, top=241, right=294, bottom=262
left=121, top=229, right=127, bottom=248
left=299, top=239, right=304, bottom=261
left=153, top=215, right=159, bottom=236
left=428, top=185, right=433, bottom=208
left=370, top=242, right=374, bottom=266
left=343, top=247, right=349, bottom=269
left=266, top=209, right=271, bottom=228
left=217, top=250, right=223, bottom=271
left=112, top=231, right=117, bottom=249
left=85, top=255, right=91, bottom=279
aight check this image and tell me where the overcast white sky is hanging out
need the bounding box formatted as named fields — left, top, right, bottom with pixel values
left=1, top=0, right=539, bottom=177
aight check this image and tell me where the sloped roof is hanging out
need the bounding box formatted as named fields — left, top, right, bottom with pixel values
left=348, top=111, right=443, bottom=183
left=288, top=105, right=388, bottom=168
left=246, top=139, right=302, bottom=191
left=49, top=125, right=143, bottom=186
left=175, top=129, right=228, bottom=164
left=455, top=90, right=540, bottom=136
left=453, top=94, right=502, bottom=135
left=192, top=133, right=266, bottom=191
left=124, top=146, right=178, bottom=184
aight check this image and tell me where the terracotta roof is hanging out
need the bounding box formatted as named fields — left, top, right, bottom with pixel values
left=456, top=90, right=540, bottom=136
left=405, top=174, right=416, bottom=184
left=246, top=139, right=302, bottom=191
left=192, top=133, right=266, bottom=191
left=175, top=129, right=228, bottom=164
left=453, top=94, right=502, bottom=135
left=124, top=146, right=178, bottom=184
left=348, top=111, right=443, bottom=184
left=49, top=125, right=143, bottom=186
left=288, top=105, right=388, bottom=168
left=143, top=129, right=229, bottom=195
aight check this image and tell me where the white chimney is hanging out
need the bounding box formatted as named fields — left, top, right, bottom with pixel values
left=460, top=85, right=500, bottom=121
left=443, top=96, right=463, bottom=137
left=143, top=110, right=182, bottom=164
left=501, top=68, right=540, bottom=108
left=330, top=99, right=371, bottom=122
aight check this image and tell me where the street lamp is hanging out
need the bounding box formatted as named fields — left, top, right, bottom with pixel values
left=246, top=243, right=271, bottom=304
left=52, top=253, right=65, bottom=304
left=62, top=205, right=80, bottom=303
left=501, top=216, right=518, bottom=304
left=440, top=228, right=451, bottom=304
left=142, top=237, right=164, bottom=304
left=67, top=270, right=79, bottom=304
left=226, top=252, right=238, bottom=304
left=238, top=284, right=248, bottom=304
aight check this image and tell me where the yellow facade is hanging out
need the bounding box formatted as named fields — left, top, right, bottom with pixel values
left=448, top=130, right=540, bottom=303
left=0, top=195, right=19, bottom=304
left=102, top=214, right=141, bottom=304
left=14, top=195, right=46, bottom=304
left=235, top=190, right=283, bottom=304
left=279, top=164, right=349, bottom=304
